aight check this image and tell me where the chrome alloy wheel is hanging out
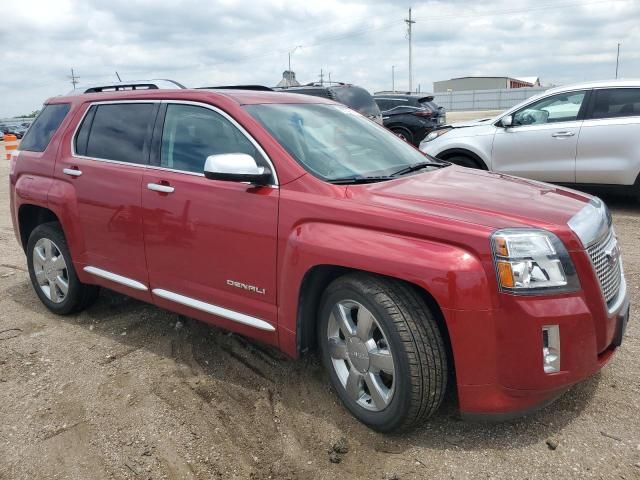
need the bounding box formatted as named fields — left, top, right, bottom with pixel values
left=32, top=238, right=69, bottom=303
left=327, top=300, right=396, bottom=411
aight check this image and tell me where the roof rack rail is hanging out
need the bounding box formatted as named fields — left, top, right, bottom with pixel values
left=198, top=85, right=274, bottom=91
left=302, top=82, right=347, bottom=87
left=70, top=79, right=186, bottom=95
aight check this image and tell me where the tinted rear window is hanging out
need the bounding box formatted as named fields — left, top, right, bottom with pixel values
left=20, top=104, right=70, bottom=152
left=84, top=103, right=156, bottom=164
left=331, top=87, right=380, bottom=117
left=590, top=88, right=640, bottom=119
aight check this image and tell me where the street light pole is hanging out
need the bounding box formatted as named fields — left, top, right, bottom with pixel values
left=288, top=45, right=302, bottom=74
left=615, top=42, right=621, bottom=79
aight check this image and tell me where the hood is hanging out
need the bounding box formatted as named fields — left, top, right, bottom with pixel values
left=448, top=117, right=496, bottom=128
left=346, top=166, right=591, bottom=231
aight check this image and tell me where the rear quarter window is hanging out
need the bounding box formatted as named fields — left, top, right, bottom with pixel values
left=19, top=103, right=70, bottom=152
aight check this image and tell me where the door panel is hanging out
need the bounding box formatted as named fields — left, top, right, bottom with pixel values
left=492, top=122, right=581, bottom=182
left=576, top=88, right=640, bottom=185
left=54, top=158, right=148, bottom=285
left=491, top=90, right=588, bottom=183
left=142, top=170, right=279, bottom=326
left=142, top=102, right=279, bottom=331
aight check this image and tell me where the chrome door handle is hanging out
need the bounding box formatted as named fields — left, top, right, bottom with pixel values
left=147, top=183, right=175, bottom=193
left=63, top=168, right=82, bottom=177
left=551, top=131, right=575, bottom=138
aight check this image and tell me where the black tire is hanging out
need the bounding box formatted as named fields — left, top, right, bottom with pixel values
left=26, top=222, right=99, bottom=315
left=390, top=127, right=414, bottom=145
left=445, top=155, right=482, bottom=169
left=318, top=273, right=448, bottom=432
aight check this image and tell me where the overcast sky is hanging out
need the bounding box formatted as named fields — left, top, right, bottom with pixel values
left=1, top=0, right=638, bottom=117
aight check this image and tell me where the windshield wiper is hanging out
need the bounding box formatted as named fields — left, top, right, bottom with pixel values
left=328, top=175, right=394, bottom=185
left=391, top=161, right=449, bottom=177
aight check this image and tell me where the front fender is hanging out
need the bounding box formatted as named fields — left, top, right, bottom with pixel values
left=277, top=222, right=492, bottom=339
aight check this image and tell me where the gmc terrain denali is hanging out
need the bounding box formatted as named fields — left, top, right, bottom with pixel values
left=10, top=82, right=629, bottom=432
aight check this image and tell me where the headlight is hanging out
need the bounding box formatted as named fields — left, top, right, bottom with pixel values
left=491, top=228, right=579, bottom=294
left=424, top=127, right=451, bottom=142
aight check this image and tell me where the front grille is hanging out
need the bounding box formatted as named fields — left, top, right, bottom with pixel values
left=586, top=230, right=622, bottom=304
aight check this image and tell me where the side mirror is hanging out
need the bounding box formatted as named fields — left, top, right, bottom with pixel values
left=501, top=115, right=513, bottom=128
left=204, top=153, right=271, bottom=185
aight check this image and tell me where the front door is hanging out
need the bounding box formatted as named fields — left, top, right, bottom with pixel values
left=492, top=90, right=588, bottom=183
left=142, top=102, right=279, bottom=332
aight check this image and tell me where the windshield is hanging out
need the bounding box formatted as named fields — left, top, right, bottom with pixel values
left=245, top=103, right=442, bottom=181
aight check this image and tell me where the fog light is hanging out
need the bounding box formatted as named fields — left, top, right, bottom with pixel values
left=542, top=325, right=560, bottom=373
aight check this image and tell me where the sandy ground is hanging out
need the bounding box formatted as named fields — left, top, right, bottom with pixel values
left=0, top=158, right=639, bottom=480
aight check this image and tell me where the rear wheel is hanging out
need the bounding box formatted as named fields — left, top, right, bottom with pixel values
left=318, top=273, right=448, bottom=432
left=391, top=127, right=414, bottom=145
left=445, top=154, right=482, bottom=169
left=27, top=222, right=99, bottom=315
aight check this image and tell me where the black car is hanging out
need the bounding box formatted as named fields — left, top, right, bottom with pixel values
left=373, top=93, right=446, bottom=146
left=274, top=83, right=383, bottom=125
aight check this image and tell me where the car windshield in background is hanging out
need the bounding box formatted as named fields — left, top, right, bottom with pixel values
left=331, top=87, right=381, bottom=117
left=245, top=103, right=444, bottom=182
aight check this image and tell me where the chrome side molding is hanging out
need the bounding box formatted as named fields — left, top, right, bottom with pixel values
left=152, top=288, right=276, bottom=332
left=83, top=266, right=148, bottom=291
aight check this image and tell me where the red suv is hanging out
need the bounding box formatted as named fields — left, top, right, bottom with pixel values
left=10, top=82, right=629, bottom=432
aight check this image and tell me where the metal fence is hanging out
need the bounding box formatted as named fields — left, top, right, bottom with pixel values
left=433, top=86, right=547, bottom=112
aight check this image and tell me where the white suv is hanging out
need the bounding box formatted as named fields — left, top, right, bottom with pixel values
left=420, top=80, right=640, bottom=198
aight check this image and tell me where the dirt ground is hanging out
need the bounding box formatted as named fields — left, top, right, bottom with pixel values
left=0, top=157, right=639, bottom=480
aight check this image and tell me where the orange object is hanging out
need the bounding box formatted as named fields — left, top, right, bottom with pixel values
left=496, top=261, right=515, bottom=288
left=4, top=134, right=18, bottom=160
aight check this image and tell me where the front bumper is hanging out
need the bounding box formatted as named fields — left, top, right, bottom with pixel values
left=446, top=282, right=629, bottom=419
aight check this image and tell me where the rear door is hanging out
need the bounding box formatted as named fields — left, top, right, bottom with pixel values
left=576, top=87, right=640, bottom=185
left=55, top=101, right=158, bottom=295
left=141, top=101, right=279, bottom=333
left=491, top=90, right=588, bottom=183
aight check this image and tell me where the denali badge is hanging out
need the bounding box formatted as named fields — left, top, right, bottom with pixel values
left=226, top=279, right=266, bottom=295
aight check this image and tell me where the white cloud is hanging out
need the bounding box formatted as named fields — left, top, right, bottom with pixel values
left=0, top=0, right=638, bottom=116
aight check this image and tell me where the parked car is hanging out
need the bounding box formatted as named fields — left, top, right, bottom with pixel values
left=10, top=81, right=628, bottom=432
left=274, top=82, right=383, bottom=125
left=374, top=93, right=446, bottom=145
left=420, top=80, right=640, bottom=199
left=0, top=124, right=23, bottom=139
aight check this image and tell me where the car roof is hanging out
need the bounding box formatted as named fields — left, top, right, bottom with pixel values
left=47, top=88, right=338, bottom=107
left=544, top=79, right=640, bottom=94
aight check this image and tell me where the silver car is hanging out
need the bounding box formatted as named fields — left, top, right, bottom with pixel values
left=420, top=80, right=640, bottom=198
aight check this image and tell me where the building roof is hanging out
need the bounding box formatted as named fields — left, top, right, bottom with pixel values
left=276, top=70, right=300, bottom=88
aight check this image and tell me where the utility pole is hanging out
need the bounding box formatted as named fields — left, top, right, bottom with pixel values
left=405, top=8, right=415, bottom=92
left=392, top=65, right=395, bottom=92
left=68, top=68, right=79, bottom=90
left=615, top=43, right=621, bottom=79
left=319, top=68, right=324, bottom=85
left=328, top=72, right=332, bottom=84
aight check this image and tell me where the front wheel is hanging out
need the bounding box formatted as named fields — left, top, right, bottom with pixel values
left=445, top=155, right=482, bottom=169
left=318, top=273, right=448, bottom=432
